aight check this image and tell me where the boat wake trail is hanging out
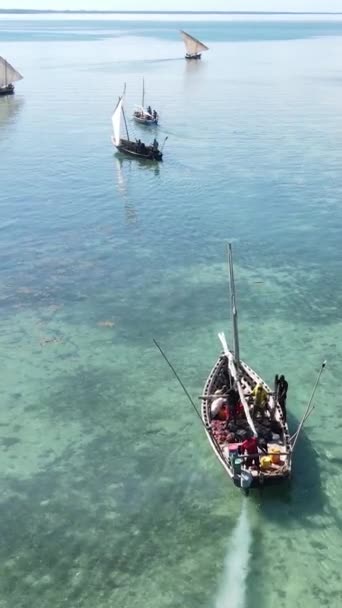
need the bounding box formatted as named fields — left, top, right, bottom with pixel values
left=215, top=500, right=251, bottom=608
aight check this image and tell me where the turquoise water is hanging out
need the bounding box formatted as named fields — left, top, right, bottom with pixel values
left=1, top=14, right=342, bottom=608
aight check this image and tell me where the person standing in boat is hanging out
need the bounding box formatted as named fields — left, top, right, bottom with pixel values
left=239, top=433, right=259, bottom=470
left=147, top=105, right=152, bottom=116
left=153, top=109, right=158, bottom=121
left=277, top=375, right=288, bottom=420
left=239, top=432, right=267, bottom=470
left=251, top=383, right=269, bottom=418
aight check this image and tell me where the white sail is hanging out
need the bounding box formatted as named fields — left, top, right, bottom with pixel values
left=0, top=57, right=23, bottom=88
left=112, top=97, right=123, bottom=146
left=180, top=30, right=209, bottom=55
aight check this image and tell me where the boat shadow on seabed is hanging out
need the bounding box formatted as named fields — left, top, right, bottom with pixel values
left=250, top=411, right=338, bottom=528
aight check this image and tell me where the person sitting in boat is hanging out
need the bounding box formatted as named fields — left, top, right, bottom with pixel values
left=251, top=383, right=269, bottom=418
left=210, top=394, right=228, bottom=420
left=217, top=402, right=229, bottom=421
left=226, top=384, right=240, bottom=425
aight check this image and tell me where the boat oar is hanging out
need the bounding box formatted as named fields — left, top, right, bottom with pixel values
left=153, top=338, right=209, bottom=430
left=291, top=360, right=327, bottom=451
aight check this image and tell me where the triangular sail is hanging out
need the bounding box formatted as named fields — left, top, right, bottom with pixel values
left=180, top=30, right=209, bottom=55
left=112, top=97, right=123, bottom=146
left=0, top=57, right=23, bottom=88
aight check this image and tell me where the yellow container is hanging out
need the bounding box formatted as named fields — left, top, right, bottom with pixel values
left=260, top=456, right=272, bottom=470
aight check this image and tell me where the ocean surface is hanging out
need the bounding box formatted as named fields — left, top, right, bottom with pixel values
left=1, top=13, right=342, bottom=608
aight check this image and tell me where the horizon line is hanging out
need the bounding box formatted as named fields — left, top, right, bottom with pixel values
left=1, top=9, right=342, bottom=16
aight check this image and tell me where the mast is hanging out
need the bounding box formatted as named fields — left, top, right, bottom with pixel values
left=228, top=243, right=240, bottom=365
left=121, top=83, right=130, bottom=141
left=142, top=78, right=145, bottom=109
left=122, top=106, right=130, bottom=141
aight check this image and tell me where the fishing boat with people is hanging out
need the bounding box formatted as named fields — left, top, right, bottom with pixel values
left=200, top=244, right=326, bottom=492
left=154, top=244, right=326, bottom=494
left=180, top=30, right=209, bottom=60
left=112, top=89, right=166, bottom=162
left=133, top=79, right=159, bottom=126
left=0, top=56, right=23, bottom=96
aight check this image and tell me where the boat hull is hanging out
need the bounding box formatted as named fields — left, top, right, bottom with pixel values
left=112, top=137, right=163, bottom=161
left=185, top=53, right=201, bottom=60
left=201, top=353, right=292, bottom=490
left=0, top=84, right=15, bottom=96
left=133, top=115, right=158, bottom=126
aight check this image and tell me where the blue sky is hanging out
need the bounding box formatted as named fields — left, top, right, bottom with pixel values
left=1, top=0, right=342, bottom=11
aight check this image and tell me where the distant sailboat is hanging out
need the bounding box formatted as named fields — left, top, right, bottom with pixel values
left=180, top=30, right=209, bottom=60
left=0, top=57, right=23, bottom=96
left=112, top=88, right=164, bottom=161
left=133, top=78, right=159, bottom=126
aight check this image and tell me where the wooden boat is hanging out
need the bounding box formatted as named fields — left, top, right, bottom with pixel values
left=201, top=245, right=291, bottom=491
left=112, top=93, right=163, bottom=162
left=133, top=79, right=159, bottom=126
left=180, top=30, right=209, bottom=60
left=0, top=57, right=23, bottom=96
